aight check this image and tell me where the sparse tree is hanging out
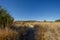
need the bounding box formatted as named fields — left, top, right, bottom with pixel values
left=43, top=20, right=47, bottom=22
left=0, top=6, right=14, bottom=28
left=55, top=19, right=60, bottom=22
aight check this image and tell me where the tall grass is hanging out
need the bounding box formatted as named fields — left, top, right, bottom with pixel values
left=35, top=22, right=60, bottom=40
left=0, top=22, right=60, bottom=40
left=0, top=27, right=18, bottom=40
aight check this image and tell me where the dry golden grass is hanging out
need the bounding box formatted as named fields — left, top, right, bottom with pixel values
left=0, top=22, right=60, bottom=40
left=14, top=22, right=60, bottom=40
left=0, top=27, right=18, bottom=40
left=34, top=22, right=60, bottom=40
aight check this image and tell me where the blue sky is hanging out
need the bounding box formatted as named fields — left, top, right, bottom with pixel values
left=0, top=0, right=60, bottom=21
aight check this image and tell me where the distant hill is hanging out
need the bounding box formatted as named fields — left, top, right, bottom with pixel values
left=15, top=20, right=40, bottom=22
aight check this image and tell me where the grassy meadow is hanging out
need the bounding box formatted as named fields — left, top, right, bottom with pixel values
left=0, top=22, right=60, bottom=40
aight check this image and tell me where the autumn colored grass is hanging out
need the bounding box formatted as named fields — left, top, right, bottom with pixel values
left=0, top=27, right=18, bottom=40
left=0, top=22, right=60, bottom=40
left=34, top=22, right=60, bottom=40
